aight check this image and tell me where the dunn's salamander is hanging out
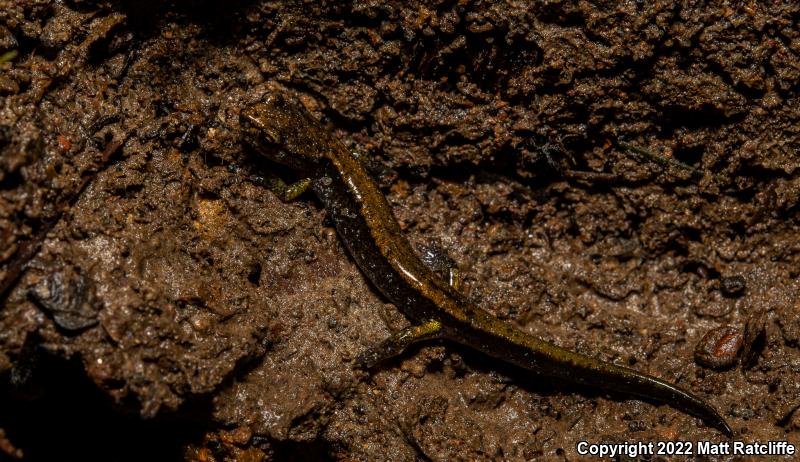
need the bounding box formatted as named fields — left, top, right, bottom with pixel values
left=240, top=92, right=732, bottom=436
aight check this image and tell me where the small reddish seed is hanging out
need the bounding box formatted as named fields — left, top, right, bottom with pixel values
left=57, top=134, right=72, bottom=151
left=694, top=325, right=743, bottom=370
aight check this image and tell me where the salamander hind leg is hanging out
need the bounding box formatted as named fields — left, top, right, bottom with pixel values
left=356, top=320, right=443, bottom=368
left=447, top=267, right=460, bottom=290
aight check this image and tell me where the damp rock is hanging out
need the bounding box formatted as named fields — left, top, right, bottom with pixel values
left=28, top=266, right=100, bottom=331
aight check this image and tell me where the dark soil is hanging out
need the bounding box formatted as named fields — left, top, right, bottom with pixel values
left=2, top=1, right=799, bottom=461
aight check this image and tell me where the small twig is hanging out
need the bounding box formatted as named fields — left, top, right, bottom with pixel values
left=561, top=169, right=619, bottom=183
left=0, top=137, right=126, bottom=303
left=0, top=236, right=45, bottom=304
left=619, top=142, right=706, bottom=180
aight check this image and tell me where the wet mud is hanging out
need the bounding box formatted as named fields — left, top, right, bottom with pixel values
left=1, top=1, right=799, bottom=460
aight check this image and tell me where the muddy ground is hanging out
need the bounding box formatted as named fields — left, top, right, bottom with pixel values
left=1, top=1, right=799, bottom=461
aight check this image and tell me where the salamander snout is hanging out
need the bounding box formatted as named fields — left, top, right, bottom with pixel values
left=240, top=92, right=327, bottom=170
left=240, top=94, right=291, bottom=146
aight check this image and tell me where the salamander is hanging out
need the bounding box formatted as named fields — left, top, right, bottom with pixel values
left=239, top=92, right=732, bottom=436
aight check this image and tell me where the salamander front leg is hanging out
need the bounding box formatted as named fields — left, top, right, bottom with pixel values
left=229, top=163, right=314, bottom=202
left=357, top=320, right=443, bottom=368
left=273, top=177, right=314, bottom=201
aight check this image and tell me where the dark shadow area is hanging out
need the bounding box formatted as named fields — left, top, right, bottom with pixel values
left=0, top=349, right=210, bottom=462
left=272, top=439, right=333, bottom=462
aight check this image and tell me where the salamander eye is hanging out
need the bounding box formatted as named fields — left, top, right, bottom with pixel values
left=241, top=106, right=281, bottom=145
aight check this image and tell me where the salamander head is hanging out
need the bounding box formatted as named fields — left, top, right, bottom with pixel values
left=240, top=93, right=329, bottom=171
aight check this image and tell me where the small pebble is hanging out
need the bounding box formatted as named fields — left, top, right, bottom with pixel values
left=28, top=267, right=99, bottom=331
left=226, top=426, right=252, bottom=445
left=695, top=325, right=743, bottom=369
left=720, top=275, right=746, bottom=297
